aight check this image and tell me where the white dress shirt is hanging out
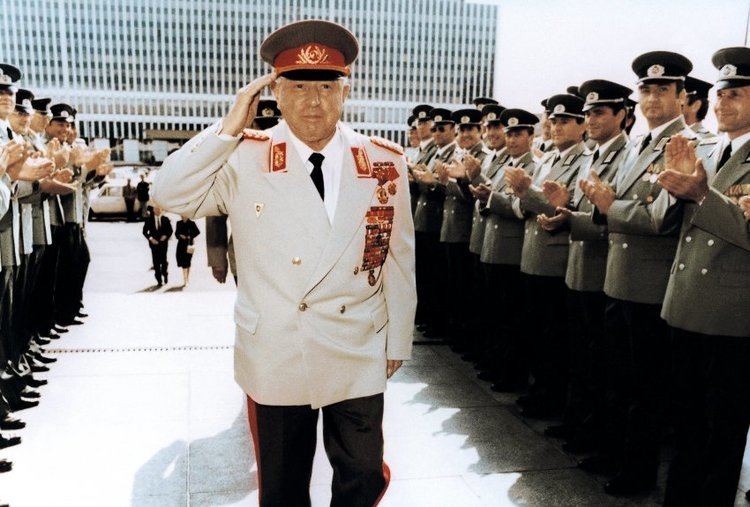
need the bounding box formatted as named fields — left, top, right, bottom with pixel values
left=288, top=125, right=344, bottom=224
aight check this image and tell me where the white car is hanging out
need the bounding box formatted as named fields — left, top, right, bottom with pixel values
left=89, top=180, right=147, bottom=220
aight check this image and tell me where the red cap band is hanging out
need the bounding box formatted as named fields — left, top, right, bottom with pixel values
left=273, top=43, right=349, bottom=76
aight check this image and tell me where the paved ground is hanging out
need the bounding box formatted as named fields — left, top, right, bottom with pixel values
left=0, top=218, right=748, bottom=506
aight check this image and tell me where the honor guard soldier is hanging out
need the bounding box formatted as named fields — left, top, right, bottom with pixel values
left=581, top=51, right=696, bottom=496
left=464, top=104, right=507, bottom=362
left=540, top=80, right=633, bottom=459
left=658, top=46, right=750, bottom=507
left=472, top=97, right=498, bottom=111
left=412, top=107, right=456, bottom=338
left=152, top=19, right=416, bottom=506
left=438, top=108, right=490, bottom=352
left=411, top=104, right=437, bottom=166
left=506, top=93, right=590, bottom=418
left=684, top=75, right=716, bottom=139
left=533, top=98, right=555, bottom=154
left=474, top=108, right=539, bottom=391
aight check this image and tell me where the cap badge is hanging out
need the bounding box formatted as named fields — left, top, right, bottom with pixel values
left=434, top=115, right=443, bottom=122
left=418, top=111, right=427, bottom=119
left=295, top=44, right=330, bottom=65
left=586, top=91, right=599, bottom=103
left=60, top=110, right=69, bottom=118
left=721, top=64, right=737, bottom=77
left=553, top=104, right=566, bottom=114
left=487, top=112, right=496, bottom=121
left=22, top=99, right=30, bottom=108
left=477, top=104, right=486, bottom=111
left=647, top=64, right=665, bottom=78
left=261, top=108, right=274, bottom=117
left=461, top=115, right=470, bottom=124
left=508, top=117, right=519, bottom=127
left=0, top=75, right=10, bottom=85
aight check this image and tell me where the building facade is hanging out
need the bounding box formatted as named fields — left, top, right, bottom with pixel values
left=1, top=0, right=497, bottom=147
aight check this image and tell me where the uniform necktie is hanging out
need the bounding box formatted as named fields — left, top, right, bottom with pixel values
left=309, top=152, right=325, bottom=201
left=6, top=127, right=13, bottom=140
left=638, top=133, right=652, bottom=155
left=717, top=143, right=732, bottom=172
left=592, top=150, right=600, bottom=163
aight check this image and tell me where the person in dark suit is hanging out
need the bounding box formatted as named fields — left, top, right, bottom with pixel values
left=136, top=174, right=150, bottom=219
left=174, top=216, right=199, bottom=287
left=142, top=206, right=172, bottom=285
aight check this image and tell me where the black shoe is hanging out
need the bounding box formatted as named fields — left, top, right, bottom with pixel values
left=53, top=326, right=69, bottom=334
left=578, top=455, right=618, bottom=476
left=0, top=416, right=25, bottom=430
left=544, top=424, right=575, bottom=440
left=604, top=474, right=655, bottom=496
left=36, top=337, right=51, bottom=346
left=164, top=273, right=169, bottom=284
left=60, top=319, right=84, bottom=326
left=24, top=376, right=47, bottom=388
left=0, top=435, right=21, bottom=450
left=33, top=354, right=56, bottom=364
left=477, top=370, right=497, bottom=383
left=41, top=332, right=60, bottom=340
left=20, top=387, right=40, bottom=399
left=0, top=459, right=12, bottom=473
left=76, top=312, right=89, bottom=318
left=31, top=364, right=49, bottom=373
left=8, top=398, right=38, bottom=411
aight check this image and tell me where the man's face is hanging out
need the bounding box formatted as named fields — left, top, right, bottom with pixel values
left=550, top=116, right=585, bottom=151
left=408, top=128, right=420, bottom=147
left=9, top=111, right=30, bottom=133
left=715, top=85, right=750, bottom=136
left=153, top=206, right=163, bottom=216
left=272, top=77, right=349, bottom=145
left=416, top=120, right=432, bottom=141
left=682, top=96, right=702, bottom=125
left=541, top=113, right=551, bottom=140
left=431, top=123, right=455, bottom=147
left=638, top=82, right=684, bottom=128
left=585, top=106, right=624, bottom=143
left=484, top=124, right=505, bottom=150
left=66, top=127, right=77, bottom=144
left=0, top=90, right=15, bottom=119
left=46, top=119, right=70, bottom=141
left=30, top=112, right=50, bottom=132
left=505, top=129, right=532, bottom=158
left=457, top=125, right=481, bottom=148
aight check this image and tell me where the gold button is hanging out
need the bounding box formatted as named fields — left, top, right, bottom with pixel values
left=622, top=243, right=628, bottom=249
left=298, top=302, right=308, bottom=311
left=632, top=194, right=638, bottom=199
left=685, top=236, right=692, bottom=243
left=707, top=239, right=715, bottom=246
left=646, top=196, right=654, bottom=203
left=339, top=305, right=346, bottom=314
left=678, top=263, right=685, bottom=270
left=701, top=268, right=708, bottom=275
left=354, top=266, right=359, bottom=275
left=292, top=257, right=301, bottom=265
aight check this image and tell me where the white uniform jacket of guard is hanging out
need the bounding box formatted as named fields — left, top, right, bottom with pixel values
left=152, top=120, right=416, bottom=409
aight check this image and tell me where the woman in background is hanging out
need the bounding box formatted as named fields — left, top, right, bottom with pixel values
left=175, top=216, right=200, bottom=287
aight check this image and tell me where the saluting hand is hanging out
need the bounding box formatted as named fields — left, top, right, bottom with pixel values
left=220, top=72, right=278, bottom=137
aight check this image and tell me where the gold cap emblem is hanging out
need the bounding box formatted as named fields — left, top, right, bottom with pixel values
left=487, top=112, right=496, bottom=121
left=721, top=64, right=737, bottom=77
left=461, top=115, right=470, bottom=124
left=586, top=91, right=599, bottom=103
left=418, top=111, right=427, bottom=119
left=553, top=104, right=566, bottom=114
left=295, top=44, right=330, bottom=65
left=647, top=64, right=665, bottom=77
left=508, top=117, right=519, bottom=127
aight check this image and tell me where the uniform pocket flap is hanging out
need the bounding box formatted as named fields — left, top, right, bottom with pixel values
left=234, top=305, right=259, bottom=335
left=370, top=302, right=389, bottom=333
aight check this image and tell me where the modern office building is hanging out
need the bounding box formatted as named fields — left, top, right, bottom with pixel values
left=0, top=0, right=498, bottom=149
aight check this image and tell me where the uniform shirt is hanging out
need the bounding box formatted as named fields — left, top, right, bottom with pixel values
left=288, top=126, right=343, bottom=224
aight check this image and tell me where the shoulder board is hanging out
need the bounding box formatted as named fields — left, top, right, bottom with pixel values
left=698, top=137, right=720, bottom=146
left=242, top=129, right=270, bottom=141
left=370, top=136, right=404, bottom=156
left=654, top=137, right=670, bottom=151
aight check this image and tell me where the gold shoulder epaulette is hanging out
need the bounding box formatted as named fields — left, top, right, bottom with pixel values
left=242, top=129, right=270, bottom=141
left=698, top=137, right=720, bottom=146
left=370, top=136, right=404, bottom=156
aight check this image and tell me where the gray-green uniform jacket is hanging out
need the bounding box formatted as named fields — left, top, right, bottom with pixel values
left=602, top=117, right=694, bottom=305
left=23, top=133, right=53, bottom=245
left=440, top=142, right=491, bottom=243
left=479, top=151, right=537, bottom=265
left=520, top=142, right=590, bottom=277
left=0, top=174, right=20, bottom=267
left=690, top=121, right=716, bottom=140
left=566, top=132, right=629, bottom=292
left=413, top=142, right=456, bottom=234
left=661, top=136, right=750, bottom=337
left=469, top=147, right=508, bottom=254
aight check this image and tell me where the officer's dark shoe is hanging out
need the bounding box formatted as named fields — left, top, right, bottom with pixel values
left=8, top=398, right=38, bottom=411
left=36, top=337, right=51, bottom=346
left=20, top=387, right=39, bottom=400
left=53, top=326, right=69, bottom=334
left=76, top=312, right=89, bottom=318
left=33, top=354, right=56, bottom=364
left=544, top=424, right=574, bottom=439
left=61, top=319, right=84, bottom=326
left=578, top=455, right=618, bottom=476
left=0, top=416, right=25, bottom=431
left=0, top=435, right=21, bottom=450
left=0, top=459, right=12, bottom=473
left=31, top=365, right=49, bottom=373
left=24, top=376, right=47, bottom=388
left=604, top=473, right=655, bottom=496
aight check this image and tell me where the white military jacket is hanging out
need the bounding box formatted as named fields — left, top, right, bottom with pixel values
left=152, top=120, right=416, bottom=408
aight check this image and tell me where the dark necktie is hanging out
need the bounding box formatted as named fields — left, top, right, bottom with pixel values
left=6, top=127, right=13, bottom=140
left=638, top=133, right=652, bottom=155
left=592, top=150, right=600, bottom=163
left=552, top=154, right=561, bottom=166
left=717, top=143, right=732, bottom=172
left=309, top=152, right=325, bottom=200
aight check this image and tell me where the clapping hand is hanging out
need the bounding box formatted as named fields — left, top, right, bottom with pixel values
left=0, top=141, right=26, bottom=176
left=505, top=166, right=531, bottom=198
left=537, top=207, right=572, bottom=232
left=658, top=135, right=709, bottom=202
left=739, top=195, right=750, bottom=221
left=463, top=155, right=482, bottom=180
left=580, top=171, right=615, bottom=214
left=469, top=182, right=491, bottom=203
left=542, top=180, right=570, bottom=209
